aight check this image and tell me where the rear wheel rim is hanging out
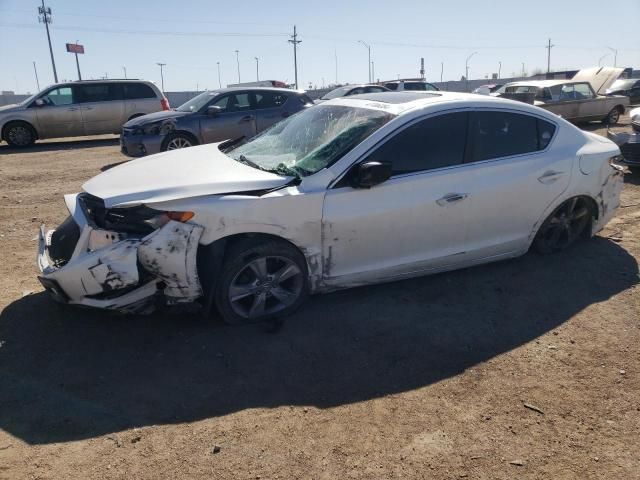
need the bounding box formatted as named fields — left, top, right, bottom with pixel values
left=8, top=125, right=31, bottom=146
left=538, top=198, right=590, bottom=251
left=166, top=137, right=192, bottom=150
left=228, top=256, right=303, bottom=320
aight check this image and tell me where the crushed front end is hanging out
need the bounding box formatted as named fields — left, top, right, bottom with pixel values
left=37, top=193, right=204, bottom=314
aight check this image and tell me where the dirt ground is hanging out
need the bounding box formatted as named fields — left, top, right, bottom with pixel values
left=0, top=117, right=638, bottom=480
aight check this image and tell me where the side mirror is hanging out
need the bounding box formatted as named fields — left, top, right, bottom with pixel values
left=349, top=161, right=392, bottom=189
left=34, top=98, right=45, bottom=107
left=206, top=105, right=222, bottom=117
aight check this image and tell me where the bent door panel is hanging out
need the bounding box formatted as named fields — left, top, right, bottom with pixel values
left=322, top=111, right=472, bottom=285
left=463, top=111, right=572, bottom=259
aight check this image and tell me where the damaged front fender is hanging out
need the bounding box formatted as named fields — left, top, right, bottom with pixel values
left=37, top=219, right=204, bottom=313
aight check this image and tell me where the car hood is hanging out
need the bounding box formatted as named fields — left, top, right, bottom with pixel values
left=123, top=109, right=190, bottom=127
left=82, top=143, right=292, bottom=208
left=572, top=67, right=624, bottom=95
left=0, top=103, right=21, bottom=114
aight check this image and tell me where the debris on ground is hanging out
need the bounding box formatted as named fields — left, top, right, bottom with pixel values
left=523, top=403, right=545, bottom=415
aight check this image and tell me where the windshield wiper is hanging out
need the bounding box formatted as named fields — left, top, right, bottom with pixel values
left=238, top=154, right=264, bottom=170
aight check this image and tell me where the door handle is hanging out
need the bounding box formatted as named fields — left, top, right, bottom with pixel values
left=537, top=170, right=564, bottom=184
left=436, top=193, right=468, bottom=206
left=239, top=115, right=254, bottom=123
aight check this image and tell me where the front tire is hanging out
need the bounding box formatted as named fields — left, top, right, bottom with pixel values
left=214, top=238, right=309, bottom=325
left=162, top=132, right=197, bottom=151
left=533, top=197, right=593, bottom=254
left=4, top=122, right=36, bottom=147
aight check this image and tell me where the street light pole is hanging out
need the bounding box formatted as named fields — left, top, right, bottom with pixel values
left=598, top=53, right=610, bottom=67
left=122, top=66, right=127, bottom=79
left=606, top=46, right=618, bottom=67
left=235, top=50, right=240, bottom=83
left=156, top=62, right=166, bottom=92
left=358, top=40, right=371, bottom=82
left=33, top=61, right=40, bottom=91
left=465, top=51, right=478, bottom=92
left=217, top=61, right=221, bottom=88
left=440, top=62, right=444, bottom=83
left=521, top=62, right=525, bottom=77
left=498, top=61, right=502, bottom=79
left=254, top=57, right=259, bottom=81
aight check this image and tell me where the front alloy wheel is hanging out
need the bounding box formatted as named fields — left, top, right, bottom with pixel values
left=6, top=123, right=35, bottom=147
left=534, top=197, right=592, bottom=253
left=215, top=239, right=309, bottom=325
left=165, top=135, right=193, bottom=150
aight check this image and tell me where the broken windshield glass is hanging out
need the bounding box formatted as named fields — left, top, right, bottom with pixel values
left=226, top=105, right=394, bottom=177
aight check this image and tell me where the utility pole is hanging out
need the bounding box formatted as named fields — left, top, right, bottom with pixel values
left=546, top=38, right=554, bottom=74
left=38, top=0, right=58, bottom=83
left=288, top=25, right=301, bottom=89
left=334, top=49, right=338, bottom=84
left=254, top=57, right=259, bottom=81
left=156, top=62, right=166, bottom=92
left=371, top=61, right=375, bottom=83
left=440, top=62, right=444, bottom=82
left=235, top=50, right=240, bottom=83
left=606, top=46, right=618, bottom=67
left=33, top=61, right=40, bottom=90
left=465, top=51, right=477, bottom=92
left=498, top=61, right=502, bottom=79
left=521, top=62, right=525, bottom=77
left=122, top=66, right=127, bottom=79
left=217, top=61, right=221, bottom=88
left=358, top=40, right=371, bottom=82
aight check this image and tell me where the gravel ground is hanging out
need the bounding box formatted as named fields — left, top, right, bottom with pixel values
left=0, top=118, right=639, bottom=479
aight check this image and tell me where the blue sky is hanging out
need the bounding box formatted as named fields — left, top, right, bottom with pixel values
left=0, top=0, right=638, bottom=94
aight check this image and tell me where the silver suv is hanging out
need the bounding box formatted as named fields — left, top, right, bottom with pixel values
left=0, top=80, right=169, bottom=147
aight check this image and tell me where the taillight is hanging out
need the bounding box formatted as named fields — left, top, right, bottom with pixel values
left=160, top=98, right=170, bottom=111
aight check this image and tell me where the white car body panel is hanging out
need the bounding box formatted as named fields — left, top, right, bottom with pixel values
left=36, top=92, right=624, bottom=314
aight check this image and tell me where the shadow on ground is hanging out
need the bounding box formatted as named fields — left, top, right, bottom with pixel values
left=0, top=238, right=637, bottom=445
left=0, top=137, right=119, bottom=153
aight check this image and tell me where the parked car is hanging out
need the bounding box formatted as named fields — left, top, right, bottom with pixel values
left=498, top=67, right=628, bottom=124
left=607, top=106, right=640, bottom=170
left=605, top=78, right=640, bottom=105
left=472, top=84, right=503, bottom=95
left=316, top=84, right=390, bottom=102
left=383, top=80, right=439, bottom=91
left=120, top=87, right=313, bottom=157
left=0, top=80, right=168, bottom=147
left=37, top=92, right=623, bottom=324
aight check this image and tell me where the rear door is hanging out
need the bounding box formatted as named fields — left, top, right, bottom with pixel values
left=124, top=82, right=161, bottom=118
left=199, top=91, right=258, bottom=143
left=573, top=82, right=604, bottom=121
left=33, top=85, right=84, bottom=138
left=253, top=91, right=291, bottom=132
left=462, top=110, right=571, bottom=259
left=76, top=83, right=125, bottom=134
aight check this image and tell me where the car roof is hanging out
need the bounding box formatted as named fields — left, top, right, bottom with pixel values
left=214, top=87, right=302, bottom=94
left=324, top=91, right=563, bottom=119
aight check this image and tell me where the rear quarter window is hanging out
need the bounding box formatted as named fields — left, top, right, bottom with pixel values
left=124, top=83, right=157, bottom=100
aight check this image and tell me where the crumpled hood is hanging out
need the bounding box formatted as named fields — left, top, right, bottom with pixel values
left=123, top=109, right=190, bottom=127
left=83, top=143, right=291, bottom=208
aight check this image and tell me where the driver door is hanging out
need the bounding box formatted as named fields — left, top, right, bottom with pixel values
left=199, top=92, right=258, bottom=143
left=33, top=86, right=84, bottom=139
left=321, top=111, right=473, bottom=287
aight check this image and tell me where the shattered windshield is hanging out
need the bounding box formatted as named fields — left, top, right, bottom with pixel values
left=226, top=104, right=394, bottom=177
left=176, top=91, right=220, bottom=112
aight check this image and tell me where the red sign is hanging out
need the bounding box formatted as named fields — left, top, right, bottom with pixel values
left=66, top=43, right=85, bottom=54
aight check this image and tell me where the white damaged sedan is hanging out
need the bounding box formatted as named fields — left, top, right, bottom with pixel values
left=37, top=92, right=624, bottom=324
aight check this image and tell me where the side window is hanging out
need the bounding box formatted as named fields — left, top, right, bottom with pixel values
left=367, top=112, right=468, bottom=175
left=39, top=86, right=74, bottom=106
left=124, top=83, right=156, bottom=99
left=573, top=83, right=594, bottom=99
left=77, top=84, right=121, bottom=103
left=348, top=87, right=366, bottom=96
left=538, top=119, right=556, bottom=149
left=559, top=84, right=576, bottom=101
left=209, top=93, right=251, bottom=112
left=385, top=83, right=398, bottom=91
left=365, top=86, right=385, bottom=93
left=469, top=111, right=539, bottom=162
left=255, top=92, right=288, bottom=109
